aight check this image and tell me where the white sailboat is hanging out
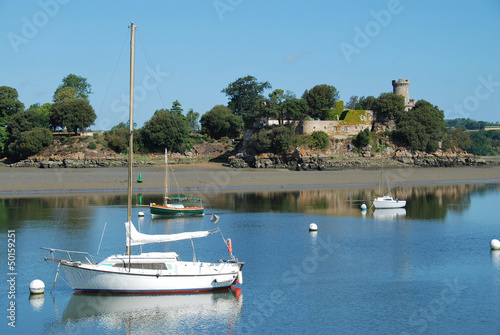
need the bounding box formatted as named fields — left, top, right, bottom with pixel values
left=42, top=23, right=243, bottom=294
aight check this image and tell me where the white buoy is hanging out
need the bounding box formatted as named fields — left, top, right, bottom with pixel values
left=490, top=239, right=500, bottom=250
left=29, top=279, right=45, bottom=294
left=138, top=211, right=145, bottom=217
left=309, top=223, right=318, bottom=231
left=361, top=203, right=367, bottom=210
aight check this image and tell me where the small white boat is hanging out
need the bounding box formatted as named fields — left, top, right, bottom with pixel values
left=373, top=195, right=406, bottom=209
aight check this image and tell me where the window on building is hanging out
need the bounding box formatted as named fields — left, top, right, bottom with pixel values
left=355, top=126, right=357, bottom=130
left=334, top=126, right=337, bottom=131
left=344, top=126, right=348, bottom=131
left=361, top=115, right=365, bottom=120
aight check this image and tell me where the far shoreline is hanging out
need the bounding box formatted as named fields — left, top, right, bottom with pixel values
left=1, top=164, right=499, bottom=196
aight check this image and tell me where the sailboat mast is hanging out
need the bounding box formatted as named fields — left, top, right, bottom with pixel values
left=164, top=149, right=168, bottom=204
left=127, top=22, right=136, bottom=256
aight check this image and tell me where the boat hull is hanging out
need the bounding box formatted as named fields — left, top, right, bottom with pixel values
left=150, top=204, right=204, bottom=216
left=373, top=200, right=406, bottom=209
left=61, top=261, right=242, bottom=295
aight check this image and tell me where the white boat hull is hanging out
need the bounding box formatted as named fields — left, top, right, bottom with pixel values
left=373, top=195, right=406, bottom=209
left=373, top=200, right=406, bottom=209
left=61, top=259, right=242, bottom=294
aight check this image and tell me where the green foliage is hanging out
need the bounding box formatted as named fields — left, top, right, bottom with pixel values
left=346, top=95, right=376, bottom=110
left=50, top=99, right=96, bottom=134
left=186, top=108, right=200, bottom=131
left=445, top=118, right=496, bottom=130
left=311, top=131, right=329, bottom=149
left=105, top=122, right=129, bottom=153
left=0, top=127, right=7, bottom=154
left=0, top=86, right=24, bottom=126
left=170, top=100, right=183, bottom=115
left=141, top=108, right=192, bottom=153
left=221, top=75, right=271, bottom=116
left=468, top=130, right=500, bottom=156
left=249, top=128, right=272, bottom=152
left=200, top=105, right=243, bottom=140
left=54, top=74, right=93, bottom=101
left=7, top=128, right=53, bottom=161
left=372, top=92, right=405, bottom=122
left=280, top=98, right=308, bottom=122
left=302, top=84, right=340, bottom=120
left=441, top=128, right=471, bottom=152
left=53, top=87, right=78, bottom=103
left=249, top=126, right=294, bottom=154
left=271, top=126, right=293, bottom=154
left=354, top=128, right=371, bottom=148
left=87, top=141, right=97, bottom=149
left=393, top=100, right=446, bottom=153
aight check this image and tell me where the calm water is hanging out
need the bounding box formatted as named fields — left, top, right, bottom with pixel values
left=1, top=183, right=500, bottom=334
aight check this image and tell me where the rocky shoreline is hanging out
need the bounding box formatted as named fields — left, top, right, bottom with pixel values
left=5, top=150, right=490, bottom=171
left=228, top=148, right=489, bottom=170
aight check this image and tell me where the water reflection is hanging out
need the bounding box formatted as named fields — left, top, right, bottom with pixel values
left=57, top=291, right=242, bottom=333
left=1, top=183, right=498, bottom=224
left=373, top=208, right=406, bottom=220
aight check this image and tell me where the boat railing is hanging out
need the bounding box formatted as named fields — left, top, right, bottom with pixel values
left=41, top=247, right=96, bottom=265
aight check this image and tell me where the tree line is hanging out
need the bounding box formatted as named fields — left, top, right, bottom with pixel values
left=1, top=74, right=498, bottom=161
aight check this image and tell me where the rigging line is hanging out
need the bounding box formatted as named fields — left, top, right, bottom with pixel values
left=48, top=204, right=66, bottom=248
left=96, top=30, right=129, bottom=118
left=137, top=32, right=209, bottom=210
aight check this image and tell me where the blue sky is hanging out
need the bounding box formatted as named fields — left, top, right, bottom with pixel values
left=1, top=0, right=499, bottom=130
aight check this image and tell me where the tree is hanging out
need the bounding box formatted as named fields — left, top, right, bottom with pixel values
left=0, top=127, right=7, bottom=154
left=356, top=96, right=376, bottom=110
left=53, top=86, right=78, bottom=103
left=200, top=105, right=243, bottom=139
left=346, top=95, right=360, bottom=109
left=270, top=126, right=294, bottom=154
left=141, top=109, right=191, bottom=153
left=393, top=100, right=446, bottom=153
left=8, top=108, right=49, bottom=139
left=372, top=92, right=405, bottom=122
left=50, top=99, right=97, bottom=134
left=0, top=86, right=24, bottom=126
left=302, top=84, right=340, bottom=119
left=442, top=128, right=471, bottom=152
left=221, top=75, right=271, bottom=116
left=104, top=122, right=129, bottom=153
left=281, top=98, right=308, bottom=123
left=186, top=109, right=200, bottom=132
left=170, top=100, right=183, bottom=115
left=266, top=89, right=303, bottom=125
left=7, top=128, right=53, bottom=161
left=54, top=74, right=93, bottom=101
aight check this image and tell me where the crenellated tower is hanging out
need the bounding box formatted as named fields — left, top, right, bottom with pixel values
left=392, top=78, right=415, bottom=111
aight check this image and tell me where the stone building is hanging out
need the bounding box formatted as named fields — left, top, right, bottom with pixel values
left=392, top=78, right=415, bottom=111
left=298, top=101, right=373, bottom=139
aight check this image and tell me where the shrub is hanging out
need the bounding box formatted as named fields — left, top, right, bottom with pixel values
left=354, top=128, right=371, bottom=148
left=311, top=131, right=329, bottom=150
left=87, top=141, right=97, bottom=149
left=271, top=126, right=293, bottom=154
left=7, top=127, right=53, bottom=161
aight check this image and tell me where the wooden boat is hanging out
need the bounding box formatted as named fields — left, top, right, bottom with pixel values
left=149, top=149, right=204, bottom=216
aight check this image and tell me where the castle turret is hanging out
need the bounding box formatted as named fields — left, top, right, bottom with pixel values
left=392, top=78, right=415, bottom=111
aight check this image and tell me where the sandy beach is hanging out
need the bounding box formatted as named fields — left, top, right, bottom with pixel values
left=0, top=164, right=499, bottom=195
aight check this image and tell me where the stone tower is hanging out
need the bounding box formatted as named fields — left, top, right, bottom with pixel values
left=392, top=78, right=415, bottom=111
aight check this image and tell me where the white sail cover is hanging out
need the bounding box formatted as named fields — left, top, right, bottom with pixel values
left=125, top=222, right=211, bottom=246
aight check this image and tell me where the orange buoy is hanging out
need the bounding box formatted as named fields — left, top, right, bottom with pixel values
left=227, top=238, right=233, bottom=254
